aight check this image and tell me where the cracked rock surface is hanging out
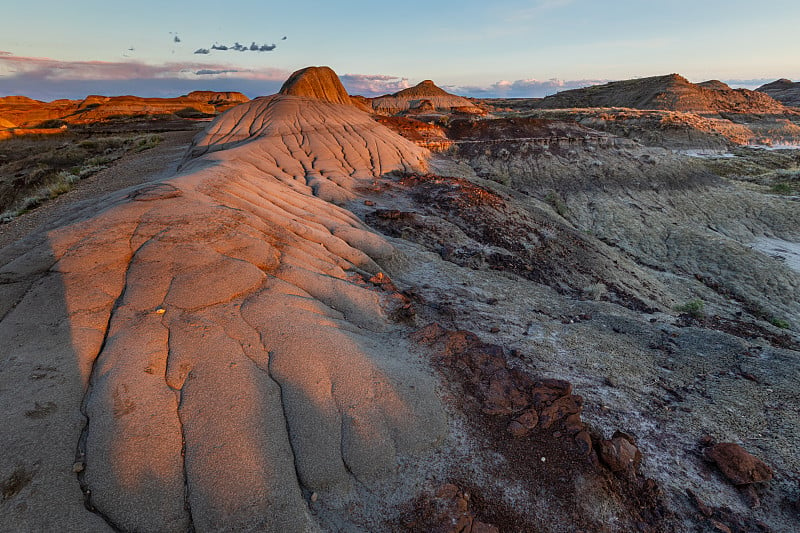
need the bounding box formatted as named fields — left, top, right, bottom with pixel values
left=0, top=93, right=445, bottom=531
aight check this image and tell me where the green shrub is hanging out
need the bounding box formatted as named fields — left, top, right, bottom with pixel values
left=770, top=318, right=790, bottom=329
left=675, top=299, right=705, bottom=318
left=544, top=190, right=569, bottom=218
left=770, top=182, right=795, bottom=195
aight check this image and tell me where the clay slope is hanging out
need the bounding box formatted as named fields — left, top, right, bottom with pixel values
left=534, top=73, right=788, bottom=114
left=0, top=84, right=442, bottom=530
left=372, top=79, right=483, bottom=115
left=757, top=78, right=800, bottom=107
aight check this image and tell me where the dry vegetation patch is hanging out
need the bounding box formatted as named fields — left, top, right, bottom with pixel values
left=0, top=132, right=163, bottom=221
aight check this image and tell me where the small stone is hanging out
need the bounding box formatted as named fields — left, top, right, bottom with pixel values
left=599, top=431, right=642, bottom=474
left=310, top=492, right=318, bottom=503
left=72, top=462, right=84, bottom=473
left=364, top=200, right=375, bottom=206
left=155, top=308, right=166, bottom=315
left=574, top=431, right=592, bottom=455
left=704, top=442, right=773, bottom=486
left=507, top=420, right=528, bottom=438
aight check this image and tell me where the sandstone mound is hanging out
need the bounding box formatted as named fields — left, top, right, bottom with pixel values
left=0, top=73, right=443, bottom=530
left=278, top=66, right=353, bottom=106
left=757, top=78, right=800, bottom=107
left=372, top=80, right=483, bottom=115
left=534, top=73, right=788, bottom=114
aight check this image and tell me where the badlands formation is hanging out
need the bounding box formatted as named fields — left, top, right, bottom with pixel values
left=1, top=67, right=800, bottom=532
left=0, top=92, right=248, bottom=140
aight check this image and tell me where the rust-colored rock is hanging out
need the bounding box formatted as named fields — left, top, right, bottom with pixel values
left=539, top=394, right=583, bottom=429
left=279, top=66, right=353, bottom=106
left=599, top=431, right=642, bottom=474
left=704, top=442, right=773, bottom=486
left=507, top=408, right=538, bottom=437
left=403, top=484, right=499, bottom=533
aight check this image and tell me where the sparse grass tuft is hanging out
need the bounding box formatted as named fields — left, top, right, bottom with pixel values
left=544, top=190, right=570, bottom=218
left=770, top=318, right=790, bottom=329
left=133, top=134, right=163, bottom=152
left=675, top=299, right=705, bottom=319
left=1, top=132, right=166, bottom=223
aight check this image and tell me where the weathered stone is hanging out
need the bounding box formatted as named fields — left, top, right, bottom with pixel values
left=599, top=431, right=642, bottom=474
left=539, top=394, right=583, bottom=429
left=705, top=442, right=773, bottom=486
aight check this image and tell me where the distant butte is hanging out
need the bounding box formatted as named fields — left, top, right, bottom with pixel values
left=371, top=79, right=485, bottom=116
left=757, top=78, right=800, bottom=107
left=0, top=92, right=250, bottom=139
left=533, top=73, right=788, bottom=114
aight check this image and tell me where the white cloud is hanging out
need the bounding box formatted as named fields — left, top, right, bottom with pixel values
left=340, top=74, right=410, bottom=96
left=447, top=77, right=608, bottom=98
left=0, top=53, right=288, bottom=82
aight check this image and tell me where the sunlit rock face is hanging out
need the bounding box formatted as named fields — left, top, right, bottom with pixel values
left=0, top=67, right=443, bottom=531
left=278, top=65, right=354, bottom=106
left=534, top=74, right=789, bottom=114
left=0, top=92, right=249, bottom=128
left=371, top=80, right=484, bottom=115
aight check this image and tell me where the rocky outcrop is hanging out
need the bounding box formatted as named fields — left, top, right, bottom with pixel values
left=372, top=80, right=484, bottom=116
left=0, top=70, right=443, bottom=530
left=534, top=74, right=789, bottom=114
left=0, top=92, right=248, bottom=128
left=72, top=96, right=216, bottom=121
left=184, top=91, right=248, bottom=105
left=375, top=115, right=453, bottom=151
left=278, top=66, right=353, bottom=106
left=757, top=78, right=800, bottom=107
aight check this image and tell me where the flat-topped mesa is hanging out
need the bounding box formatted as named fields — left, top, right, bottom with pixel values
left=184, top=91, right=249, bottom=105
left=278, top=65, right=353, bottom=105
left=372, top=79, right=484, bottom=116
left=0, top=92, right=249, bottom=129
left=534, top=73, right=789, bottom=114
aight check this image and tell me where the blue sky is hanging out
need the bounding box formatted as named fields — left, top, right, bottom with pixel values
left=2, top=0, right=799, bottom=100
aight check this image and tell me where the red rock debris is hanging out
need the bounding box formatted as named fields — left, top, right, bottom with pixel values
left=402, top=484, right=499, bottom=533
left=412, top=323, right=595, bottom=455
left=704, top=442, right=774, bottom=486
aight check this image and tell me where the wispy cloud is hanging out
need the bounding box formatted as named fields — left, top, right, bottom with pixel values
left=721, top=78, right=782, bottom=90
left=0, top=53, right=286, bottom=82
left=0, top=53, right=288, bottom=100
left=340, top=74, right=410, bottom=96
left=447, top=77, right=607, bottom=98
